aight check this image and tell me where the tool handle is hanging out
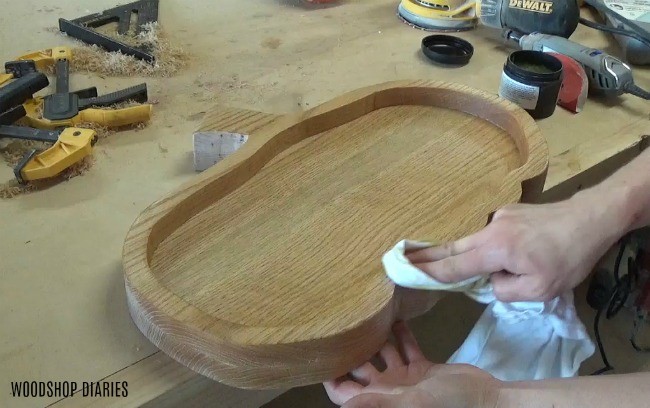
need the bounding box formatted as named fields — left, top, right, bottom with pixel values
left=0, top=72, right=49, bottom=112
left=0, top=105, right=27, bottom=125
left=55, top=59, right=70, bottom=94
left=77, top=104, right=152, bottom=127
left=4, top=60, right=37, bottom=79
left=0, top=125, right=60, bottom=143
left=79, top=83, right=148, bottom=109
left=72, top=87, right=98, bottom=99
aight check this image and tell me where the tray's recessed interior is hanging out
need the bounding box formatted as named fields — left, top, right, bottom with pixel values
left=150, top=105, right=520, bottom=333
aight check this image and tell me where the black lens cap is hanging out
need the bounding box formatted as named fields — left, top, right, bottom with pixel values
left=421, top=35, right=474, bottom=66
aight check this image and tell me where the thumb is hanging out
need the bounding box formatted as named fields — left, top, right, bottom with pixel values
left=413, top=249, right=503, bottom=284
left=491, top=271, right=528, bottom=302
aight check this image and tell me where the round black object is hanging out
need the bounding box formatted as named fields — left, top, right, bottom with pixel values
left=499, top=50, right=563, bottom=119
left=421, top=35, right=473, bottom=66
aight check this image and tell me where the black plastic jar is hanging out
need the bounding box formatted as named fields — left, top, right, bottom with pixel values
left=498, top=50, right=564, bottom=119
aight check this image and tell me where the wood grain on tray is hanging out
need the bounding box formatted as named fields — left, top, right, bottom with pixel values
left=123, top=80, right=548, bottom=389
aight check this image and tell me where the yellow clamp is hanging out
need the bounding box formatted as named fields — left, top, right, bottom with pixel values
left=0, top=46, right=72, bottom=87
left=20, top=127, right=97, bottom=182
left=0, top=73, right=12, bottom=86
left=22, top=98, right=153, bottom=130
left=15, top=46, right=72, bottom=71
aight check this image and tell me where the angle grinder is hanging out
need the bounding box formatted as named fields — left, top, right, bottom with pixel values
left=398, top=0, right=580, bottom=37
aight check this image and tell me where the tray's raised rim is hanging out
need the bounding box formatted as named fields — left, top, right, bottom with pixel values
left=122, top=80, right=549, bottom=388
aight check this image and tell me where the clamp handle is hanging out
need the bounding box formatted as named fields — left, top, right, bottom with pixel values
left=4, top=60, right=38, bottom=79
left=0, top=105, right=27, bottom=125
left=78, top=104, right=152, bottom=127
left=79, top=83, right=148, bottom=109
left=0, top=72, right=49, bottom=112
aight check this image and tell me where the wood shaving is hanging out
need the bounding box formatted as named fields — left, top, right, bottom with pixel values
left=2, top=20, right=166, bottom=197
left=1, top=140, right=50, bottom=166
left=0, top=156, right=95, bottom=199
left=67, top=22, right=188, bottom=77
left=74, top=122, right=116, bottom=140
left=0, top=119, right=149, bottom=198
left=0, top=180, right=36, bottom=199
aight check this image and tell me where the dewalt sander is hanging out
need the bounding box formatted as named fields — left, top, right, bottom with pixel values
left=398, top=0, right=579, bottom=36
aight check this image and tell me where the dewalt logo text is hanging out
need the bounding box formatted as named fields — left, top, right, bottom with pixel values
left=509, top=0, right=553, bottom=13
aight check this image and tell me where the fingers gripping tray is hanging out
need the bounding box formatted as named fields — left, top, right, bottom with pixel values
left=122, top=80, right=548, bottom=389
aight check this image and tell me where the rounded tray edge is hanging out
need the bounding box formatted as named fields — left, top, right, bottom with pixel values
left=124, top=278, right=399, bottom=389
left=122, top=79, right=550, bottom=388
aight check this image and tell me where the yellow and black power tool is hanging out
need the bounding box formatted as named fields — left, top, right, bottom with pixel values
left=397, top=0, right=580, bottom=37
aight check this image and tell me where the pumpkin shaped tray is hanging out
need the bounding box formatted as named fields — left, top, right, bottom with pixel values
left=123, top=80, right=548, bottom=389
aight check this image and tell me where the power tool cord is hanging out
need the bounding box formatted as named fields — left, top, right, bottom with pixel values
left=579, top=18, right=650, bottom=49
left=592, top=306, right=614, bottom=374
left=631, top=312, right=650, bottom=352
left=582, top=0, right=650, bottom=47
left=591, top=236, right=632, bottom=375
left=623, top=83, right=650, bottom=100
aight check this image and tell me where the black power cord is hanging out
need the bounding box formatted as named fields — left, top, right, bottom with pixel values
left=591, top=276, right=632, bottom=374
left=592, top=306, right=614, bottom=375
left=582, top=0, right=650, bottom=49
left=623, top=83, right=650, bottom=101
left=579, top=17, right=650, bottom=49
left=629, top=252, right=650, bottom=353
left=631, top=311, right=650, bottom=353
left=591, top=236, right=633, bottom=375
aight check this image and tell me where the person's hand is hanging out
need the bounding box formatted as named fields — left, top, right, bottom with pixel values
left=324, top=322, right=500, bottom=408
left=406, top=195, right=624, bottom=302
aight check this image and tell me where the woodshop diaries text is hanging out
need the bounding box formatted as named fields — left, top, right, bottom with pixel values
left=10, top=381, right=128, bottom=398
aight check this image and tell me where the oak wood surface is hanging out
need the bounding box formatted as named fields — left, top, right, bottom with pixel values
left=2, top=1, right=648, bottom=407
left=122, top=80, right=548, bottom=389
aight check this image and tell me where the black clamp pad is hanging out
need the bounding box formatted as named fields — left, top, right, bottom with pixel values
left=5, top=60, right=38, bottom=79
left=14, top=149, right=37, bottom=184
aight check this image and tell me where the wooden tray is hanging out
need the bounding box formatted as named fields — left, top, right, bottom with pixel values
left=123, top=80, right=548, bottom=389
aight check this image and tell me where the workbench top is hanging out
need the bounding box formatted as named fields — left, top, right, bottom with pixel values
left=1, top=0, right=648, bottom=407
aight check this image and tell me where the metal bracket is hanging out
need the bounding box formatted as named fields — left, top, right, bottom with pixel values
left=14, top=149, right=37, bottom=184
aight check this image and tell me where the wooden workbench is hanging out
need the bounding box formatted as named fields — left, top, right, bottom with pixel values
left=1, top=0, right=648, bottom=407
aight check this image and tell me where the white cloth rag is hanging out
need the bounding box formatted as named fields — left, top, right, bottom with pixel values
left=382, top=239, right=595, bottom=382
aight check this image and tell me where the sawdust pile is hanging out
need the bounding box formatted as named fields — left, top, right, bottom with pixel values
left=73, top=118, right=148, bottom=140
left=1, top=139, right=50, bottom=166
left=2, top=20, right=170, bottom=198
left=74, top=122, right=115, bottom=139
left=0, top=156, right=96, bottom=199
left=0, top=118, right=148, bottom=199
left=0, top=180, right=36, bottom=199
left=68, top=22, right=188, bottom=77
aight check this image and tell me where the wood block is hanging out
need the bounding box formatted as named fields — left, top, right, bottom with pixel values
left=122, top=80, right=548, bottom=390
